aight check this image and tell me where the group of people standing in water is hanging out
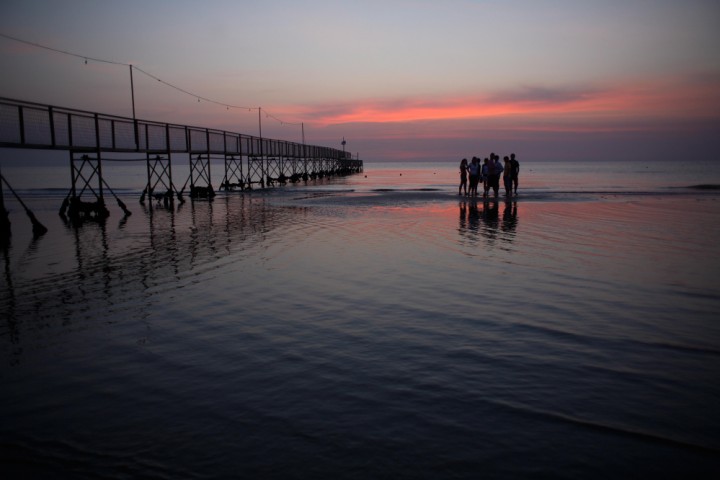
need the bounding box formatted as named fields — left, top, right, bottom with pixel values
left=459, top=153, right=520, bottom=197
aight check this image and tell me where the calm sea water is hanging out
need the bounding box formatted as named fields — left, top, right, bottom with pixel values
left=2, top=159, right=720, bottom=478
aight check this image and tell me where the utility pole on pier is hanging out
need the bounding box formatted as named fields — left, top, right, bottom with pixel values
left=258, top=107, right=263, bottom=139
left=129, top=65, right=138, bottom=149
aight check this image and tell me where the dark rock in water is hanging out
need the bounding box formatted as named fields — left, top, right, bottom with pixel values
left=688, top=184, right=720, bottom=190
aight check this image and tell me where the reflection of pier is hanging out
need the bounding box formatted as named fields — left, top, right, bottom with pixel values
left=0, top=194, right=307, bottom=364
left=0, top=97, right=363, bottom=225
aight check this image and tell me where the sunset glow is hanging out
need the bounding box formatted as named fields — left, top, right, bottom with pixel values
left=1, top=0, right=719, bottom=162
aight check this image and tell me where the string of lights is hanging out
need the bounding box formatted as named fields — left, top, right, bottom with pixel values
left=129, top=65, right=258, bottom=111
left=263, top=110, right=302, bottom=126
left=0, top=32, right=127, bottom=66
left=0, top=32, right=304, bottom=127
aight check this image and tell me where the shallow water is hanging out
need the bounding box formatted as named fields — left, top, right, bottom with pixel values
left=2, top=161, right=720, bottom=478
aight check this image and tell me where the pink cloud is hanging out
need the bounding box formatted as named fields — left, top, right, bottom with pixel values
left=277, top=74, right=720, bottom=129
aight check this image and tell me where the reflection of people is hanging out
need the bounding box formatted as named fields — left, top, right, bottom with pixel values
left=503, top=156, right=512, bottom=196
left=482, top=198, right=499, bottom=230
left=459, top=158, right=468, bottom=196
left=458, top=199, right=518, bottom=247
left=510, top=153, right=520, bottom=195
left=467, top=200, right=480, bottom=232
left=468, top=157, right=481, bottom=197
left=459, top=197, right=518, bottom=246
left=502, top=200, right=518, bottom=235
left=458, top=199, right=480, bottom=242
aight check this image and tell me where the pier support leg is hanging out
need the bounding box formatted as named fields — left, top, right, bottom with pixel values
left=66, top=151, right=110, bottom=221
left=189, top=153, right=215, bottom=199
left=248, top=156, right=264, bottom=189
left=141, top=153, right=176, bottom=206
left=221, top=154, right=245, bottom=191
left=265, top=157, right=281, bottom=187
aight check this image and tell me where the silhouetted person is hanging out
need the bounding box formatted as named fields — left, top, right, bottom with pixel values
left=481, top=158, right=490, bottom=197
left=494, top=155, right=504, bottom=196
left=468, top=157, right=481, bottom=196
left=510, top=153, right=520, bottom=195
left=503, top=156, right=512, bottom=196
left=487, top=153, right=504, bottom=197
left=459, top=158, right=468, bottom=196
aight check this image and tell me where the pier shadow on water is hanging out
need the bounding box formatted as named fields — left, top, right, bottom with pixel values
left=0, top=194, right=308, bottom=361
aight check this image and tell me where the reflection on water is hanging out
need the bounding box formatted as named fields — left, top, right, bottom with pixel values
left=0, top=194, right=312, bottom=364
left=458, top=198, right=517, bottom=247
left=2, top=190, right=720, bottom=479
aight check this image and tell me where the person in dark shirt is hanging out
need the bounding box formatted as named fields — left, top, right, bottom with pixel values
left=503, top=156, right=513, bottom=196
left=488, top=153, right=504, bottom=197
left=510, top=153, right=520, bottom=195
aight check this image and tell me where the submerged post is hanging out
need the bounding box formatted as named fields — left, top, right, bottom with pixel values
left=0, top=171, right=47, bottom=236
left=0, top=166, right=10, bottom=238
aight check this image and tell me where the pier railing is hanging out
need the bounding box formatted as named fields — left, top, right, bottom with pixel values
left=0, top=96, right=353, bottom=161
left=0, top=96, right=363, bottom=224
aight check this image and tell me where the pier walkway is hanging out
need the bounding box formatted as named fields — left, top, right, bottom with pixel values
left=0, top=96, right=362, bottom=223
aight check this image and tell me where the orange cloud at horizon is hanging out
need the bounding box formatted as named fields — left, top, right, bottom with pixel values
left=283, top=75, right=720, bottom=128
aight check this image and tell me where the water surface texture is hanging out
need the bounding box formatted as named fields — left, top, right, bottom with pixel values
left=2, top=160, right=720, bottom=478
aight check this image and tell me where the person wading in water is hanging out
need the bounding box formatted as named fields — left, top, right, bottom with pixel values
left=459, top=158, right=468, bottom=196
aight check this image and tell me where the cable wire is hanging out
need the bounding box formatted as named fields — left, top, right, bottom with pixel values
left=1, top=32, right=305, bottom=125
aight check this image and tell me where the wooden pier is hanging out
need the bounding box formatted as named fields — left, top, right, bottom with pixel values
left=0, top=96, right=363, bottom=227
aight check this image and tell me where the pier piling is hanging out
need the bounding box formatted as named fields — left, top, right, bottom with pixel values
left=0, top=171, right=48, bottom=237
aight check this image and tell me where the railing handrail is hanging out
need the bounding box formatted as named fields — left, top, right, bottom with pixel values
left=0, top=96, right=358, bottom=162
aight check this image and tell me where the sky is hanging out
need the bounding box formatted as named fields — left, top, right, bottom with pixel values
left=1, top=0, right=720, bottom=162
